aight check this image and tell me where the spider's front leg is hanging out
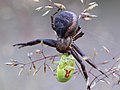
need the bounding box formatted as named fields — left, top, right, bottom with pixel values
left=13, top=39, right=57, bottom=48
left=71, top=43, right=108, bottom=78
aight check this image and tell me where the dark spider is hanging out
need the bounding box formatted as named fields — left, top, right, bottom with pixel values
left=13, top=9, right=107, bottom=89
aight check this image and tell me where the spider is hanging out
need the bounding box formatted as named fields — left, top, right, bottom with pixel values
left=13, top=9, right=107, bottom=88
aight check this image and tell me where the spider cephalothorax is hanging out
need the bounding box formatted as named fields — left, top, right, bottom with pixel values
left=13, top=9, right=107, bottom=89
left=56, top=37, right=72, bottom=53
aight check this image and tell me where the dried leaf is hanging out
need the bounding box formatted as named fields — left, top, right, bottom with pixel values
left=44, top=63, right=47, bottom=73
left=33, top=0, right=40, bottom=2
left=89, top=14, right=97, bottom=18
left=80, top=0, right=84, bottom=3
left=33, top=63, right=36, bottom=69
left=93, top=48, right=98, bottom=56
left=102, top=46, right=110, bottom=53
left=101, top=60, right=109, bottom=64
left=100, top=80, right=105, bottom=83
left=117, top=80, right=120, bottom=84
left=42, top=10, right=51, bottom=16
left=54, top=3, right=66, bottom=10
left=33, top=69, right=39, bottom=76
left=117, top=57, right=120, bottom=61
left=113, top=73, right=119, bottom=78
left=5, top=62, right=17, bottom=66
left=33, top=65, right=43, bottom=76
left=91, top=82, right=96, bottom=88
left=84, top=2, right=98, bottom=12
left=5, top=60, right=19, bottom=66
left=35, top=7, right=43, bottom=11
left=100, top=80, right=110, bottom=85
left=80, top=12, right=97, bottom=20
left=19, top=64, right=24, bottom=68
left=5, top=62, right=12, bottom=65
left=84, top=17, right=92, bottom=20
left=88, top=2, right=96, bottom=6
left=45, top=5, right=53, bottom=9
left=27, top=52, right=33, bottom=57
left=118, top=64, right=120, bottom=69
left=105, top=80, right=111, bottom=85
left=81, top=12, right=96, bottom=17
left=49, top=0, right=52, bottom=2
left=28, top=64, right=33, bottom=76
left=18, top=67, right=24, bottom=76
left=35, top=49, right=41, bottom=54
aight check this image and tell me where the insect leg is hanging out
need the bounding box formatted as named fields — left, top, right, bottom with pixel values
left=13, top=39, right=57, bottom=48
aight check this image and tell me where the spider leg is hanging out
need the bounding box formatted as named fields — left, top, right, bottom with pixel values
left=13, top=39, right=57, bottom=49
left=51, top=15, right=55, bottom=30
left=51, top=8, right=62, bottom=30
left=71, top=43, right=108, bottom=78
left=72, top=26, right=81, bottom=37
left=72, top=26, right=84, bottom=41
left=70, top=48, right=88, bottom=82
left=73, top=31, right=84, bottom=41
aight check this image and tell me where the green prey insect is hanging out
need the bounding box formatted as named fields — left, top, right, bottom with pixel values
left=56, top=53, right=75, bottom=82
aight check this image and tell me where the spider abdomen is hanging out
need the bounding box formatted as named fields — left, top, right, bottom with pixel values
left=55, top=11, right=78, bottom=38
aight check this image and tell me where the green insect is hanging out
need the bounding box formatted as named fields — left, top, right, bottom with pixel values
left=56, top=53, right=75, bottom=82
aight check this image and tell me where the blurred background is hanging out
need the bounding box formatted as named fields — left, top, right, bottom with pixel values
left=0, top=0, right=120, bottom=90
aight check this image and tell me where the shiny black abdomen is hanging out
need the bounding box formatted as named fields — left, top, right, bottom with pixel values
left=54, top=11, right=78, bottom=38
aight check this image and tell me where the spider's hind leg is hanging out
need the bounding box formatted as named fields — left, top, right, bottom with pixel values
left=70, top=48, right=88, bottom=82
left=71, top=43, right=108, bottom=78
